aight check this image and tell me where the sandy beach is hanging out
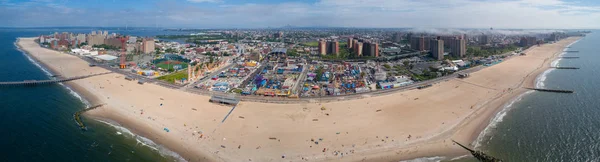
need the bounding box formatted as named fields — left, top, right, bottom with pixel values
left=17, top=37, right=580, bottom=162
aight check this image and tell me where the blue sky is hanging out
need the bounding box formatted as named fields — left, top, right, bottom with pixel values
left=1, top=0, right=600, bottom=28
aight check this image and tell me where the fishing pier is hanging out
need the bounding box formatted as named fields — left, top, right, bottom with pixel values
left=0, top=72, right=111, bottom=87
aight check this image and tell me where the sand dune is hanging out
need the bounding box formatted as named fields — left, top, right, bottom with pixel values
left=17, top=37, right=579, bottom=161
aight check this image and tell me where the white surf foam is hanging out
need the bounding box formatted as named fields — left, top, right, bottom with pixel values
left=399, top=156, right=445, bottom=162
left=59, top=82, right=92, bottom=107
left=474, top=38, right=582, bottom=148
left=14, top=40, right=52, bottom=77
left=449, top=154, right=470, bottom=161
left=535, top=69, right=554, bottom=89
left=474, top=90, right=534, bottom=148
left=96, top=120, right=187, bottom=162
left=15, top=38, right=92, bottom=108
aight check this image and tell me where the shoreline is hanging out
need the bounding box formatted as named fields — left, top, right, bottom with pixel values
left=472, top=38, right=581, bottom=150
left=15, top=37, right=581, bottom=162
left=14, top=38, right=198, bottom=162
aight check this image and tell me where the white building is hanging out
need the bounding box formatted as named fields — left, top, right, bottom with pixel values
left=71, top=48, right=98, bottom=56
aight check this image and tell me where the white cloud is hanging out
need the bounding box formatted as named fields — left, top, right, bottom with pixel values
left=1, top=0, right=600, bottom=29
left=187, top=0, right=222, bottom=3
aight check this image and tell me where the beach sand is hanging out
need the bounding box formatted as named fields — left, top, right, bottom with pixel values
left=17, top=37, right=580, bottom=161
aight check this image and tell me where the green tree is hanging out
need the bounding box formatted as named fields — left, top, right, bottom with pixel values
left=315, top=67, right=324, bottom=81
left=403, top=61, right=410, bottom=67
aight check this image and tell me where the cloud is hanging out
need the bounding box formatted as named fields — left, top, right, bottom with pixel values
left=187, top=0, right=222, bottom=3
left=1, top=0, right=600, bottom=29
left=407, top=28, right=565, bottom=36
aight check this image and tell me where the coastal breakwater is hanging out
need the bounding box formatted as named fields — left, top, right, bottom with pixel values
left=550, top=66, right=580, bottom=69
left=558, top=56, right=579, bottom=59
left=74, top=104, right=105, bottom=129
left=524, top=87, right=574, bottom=93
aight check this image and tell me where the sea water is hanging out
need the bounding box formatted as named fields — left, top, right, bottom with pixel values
left=452, top=31, right=598, bottom=162
left=0, top=28, right=189, bottom=161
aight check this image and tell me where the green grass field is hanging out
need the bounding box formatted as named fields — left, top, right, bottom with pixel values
left=301, top=41, right=319, bottom=47
left=156, top=60, right=188, bottom=71
left=157, top=70, right=188, bottom=83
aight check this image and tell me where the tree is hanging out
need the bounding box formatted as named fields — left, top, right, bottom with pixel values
left=383, top=64, right=391, bottom=69
left=165, top=48, right=177, bottom=53
left=315, top=67, right=324, bottom=81
left=403, top=61, right=410, bottom=67
left=180, top=50, right=185, bottom=55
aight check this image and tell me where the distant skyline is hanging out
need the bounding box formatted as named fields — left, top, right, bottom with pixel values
left=1, top=0, right=600, bottom=29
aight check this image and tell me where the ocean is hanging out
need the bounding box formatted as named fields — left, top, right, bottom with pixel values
left=0, top=28, right=190, bottom=162
left=448, top=31, right=598, bottom=162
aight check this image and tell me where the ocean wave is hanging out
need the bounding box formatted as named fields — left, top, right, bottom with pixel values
left=535, top=69, right=554, bottom=89
left=14, top=40, right=52, bottom=77
left=474, top=39, right=581, bottom=149
left=565, top=39, right=580, bottom=49
left=473, top=90, right=534, bottom=148
left=58, top=82, right=91, bottom=107
left=399, top=156, right=445, bottom=162
left=472, top=38, right=582, bottom=152
left=449, top=154, right=470, bottom=161
left=95, top=120, right=187, bottom=162
left=15, top=38, right=92, bottom=108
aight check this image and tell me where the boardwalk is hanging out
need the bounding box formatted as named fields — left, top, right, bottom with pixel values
left=0, top=72, right=112, bottom=87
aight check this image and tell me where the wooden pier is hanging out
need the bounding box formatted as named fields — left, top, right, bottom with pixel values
left=74, top=104, right=105, bottom=130
left=0, top=72, right=111, bottom=87
left=524, top=87, right=574, bottom=93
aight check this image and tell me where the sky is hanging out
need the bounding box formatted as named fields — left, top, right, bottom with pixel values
left=1, top=0, right=600, bottom=29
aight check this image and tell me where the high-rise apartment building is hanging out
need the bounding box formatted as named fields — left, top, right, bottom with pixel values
left=76, top=34, right=86, bottom=42
left=104, top=37, right=124, bottom=48
left=86, top=34, right=105, bottom=46
left=410, top=36, right=425, bottom=51
left=361, top=42, right=379, bottom=57
left=347, top=37, right=353, bottom=49
left=353, top=42, right=363, bottom=56
left=430, top=37, right=444, bottom=60
left=520, top=36, right=538, bottom=47
left=142, top=38, right=155, bottom=54
left=392, top=33, right=402, bottom=43
left=318, top=40, right=327, bottom=55
left=480, top=34, right=490, bottom=45
left=448, top=37, right=466, bottom=57
left=326, top=41, right=339, bottom=55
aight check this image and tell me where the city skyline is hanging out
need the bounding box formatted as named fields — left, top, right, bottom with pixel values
left=1, top=0, right=600, bottom=29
